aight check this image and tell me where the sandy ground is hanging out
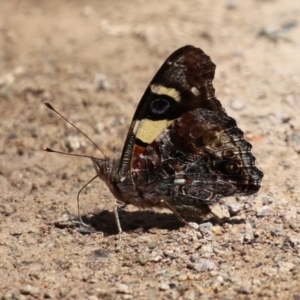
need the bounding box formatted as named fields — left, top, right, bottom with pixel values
left=1, top=0, right=300, bottom=299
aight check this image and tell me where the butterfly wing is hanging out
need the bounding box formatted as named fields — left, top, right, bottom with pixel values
left=131, top=108, right=263, bottom=215
left=115, top=45, right=263, bottom=214
left=119, top=45, right=225, bottom=178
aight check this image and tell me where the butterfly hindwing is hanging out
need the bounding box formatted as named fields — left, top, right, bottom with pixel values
left=131, top=108, right=263, bottom=215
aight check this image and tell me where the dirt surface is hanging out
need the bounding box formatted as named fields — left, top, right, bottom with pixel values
left=1, top=1, right=300, bottom=299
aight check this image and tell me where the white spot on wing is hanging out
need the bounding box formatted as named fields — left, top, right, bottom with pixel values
left=132, top=120, right=140, bottom=134
left=191, top=87, right=200, bottom=96
left=174, top=178, right=186, bottom=185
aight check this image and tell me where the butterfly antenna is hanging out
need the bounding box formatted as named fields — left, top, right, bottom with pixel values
left=44, top=102, right=106, bottom=158
left=43, top=147, right=102, bottom=161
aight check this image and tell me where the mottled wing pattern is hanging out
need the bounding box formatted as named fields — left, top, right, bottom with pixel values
left=119, top=45, right=225, bottom=178
left=132, top=45, right=224, bottom=119
left=132, top=109, right=263, bottom=215
left=115, top=45, right=262, bottom=216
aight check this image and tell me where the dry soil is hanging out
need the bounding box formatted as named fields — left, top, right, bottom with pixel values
left=1, top=1, right=300, bottom=299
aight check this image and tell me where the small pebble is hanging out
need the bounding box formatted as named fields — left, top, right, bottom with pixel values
left=65, top=136, right=85, bottom=152
left=198, top=222, right=213, bottom=237
left=286, top=235, right=300, bottom=248
left=87, top=296, right=99, bottom=300
left=163, top=249, right=174, bottom=257
left=230, top=215, right=246, bottom=222
left=243, top=255, right=251, bottom=262
left=59, top=288, right=68, bottom=298
left=177, top=284, right=189, bottom=292
left=254, top=229, right=265, bottom=238
left=192, top=258, right=216, bottom=272
left=1, top=204, right=15, bottom=216
left=116, top=283, right=130, bottom=294
left=188, top=222, right=199, bottom=230
left=237, top=286, right=252, bottom=294
left=243, top=232, right=254, bottom=243
left=94, top=73, right=109, bottom=91
left=210, top=204, right=230, bottom=219
left=165, top=289, right=179, bottom=299
left=153, top=255, right=162, bottom=262
left=122, top=295, right=133, bottom=300
left=227, top=202, right=242, bottom=215
left=44, top=291, right=54, bottom=299
left=230, top=98, right=245, bottom=110
left=262, top=197, right=273, bottom=206
left=159, top=283, right=169, bottom=291
left=137, top=257, right=148, bottom=265
left=183, top=290, right=196, bottom=300
left=279, top=261, right=295, bottom=272
left=178, top=274, right=187, bottom=281
left=256, top=206, right=271, bottom=217
left=148, top=242, right=157, bottom=249
left=20, top=285, right=40, bottom=297
left=201, top=244, right=213, bottom=254
left=209, top=271, right=219, bottom=277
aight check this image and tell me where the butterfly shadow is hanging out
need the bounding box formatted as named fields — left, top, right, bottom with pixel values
left=82, top=209, right=205, bottom=236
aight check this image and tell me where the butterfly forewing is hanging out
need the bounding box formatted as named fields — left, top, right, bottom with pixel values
left=119, top=45, right=225, bottom=178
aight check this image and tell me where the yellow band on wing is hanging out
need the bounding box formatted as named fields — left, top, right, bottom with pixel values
left=136, top=118, right=172, bottom=144
left=150, top=84, right=181, bottom=102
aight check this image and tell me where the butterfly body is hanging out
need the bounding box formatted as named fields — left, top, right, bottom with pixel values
left=91, top=45, right=263, bottom=218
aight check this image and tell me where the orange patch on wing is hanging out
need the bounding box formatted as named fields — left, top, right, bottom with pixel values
left=133, top=144, right=145, bottom=159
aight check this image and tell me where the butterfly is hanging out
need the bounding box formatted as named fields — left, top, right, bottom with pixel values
left=45, top=45, right=263, bottom=234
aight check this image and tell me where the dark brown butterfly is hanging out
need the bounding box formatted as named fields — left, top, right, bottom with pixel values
left=45, top=45, right=263, bottom=234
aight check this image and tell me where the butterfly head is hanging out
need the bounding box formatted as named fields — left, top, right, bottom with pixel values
left=91, top=156, right=127, bottom=203
left=91, top=157, right=114, bottom=182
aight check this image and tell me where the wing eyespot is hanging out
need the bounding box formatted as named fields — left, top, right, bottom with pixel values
left=150, top=98, right=171, bottom=115
left=213, top=160, right=241, bottom=175
left=224, top=161, right=240, bottom=174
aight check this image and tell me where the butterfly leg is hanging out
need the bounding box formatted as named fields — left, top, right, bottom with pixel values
left=116, top=200, right=128, bottom=209
left=159, top=200, right=193, bottom=229
left=114, top=200, right=123, bottom=240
